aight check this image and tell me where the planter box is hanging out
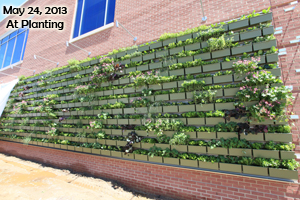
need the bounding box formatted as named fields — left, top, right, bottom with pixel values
left=219, top=163, right=242, bottom=173
left=266, top=53, right=278, bottom=63
left=117, top=141, right=127, bottom=146
left=203, top=62, right=221, bottom=72
left=124, top=108, right=135, bottom=114
left=136, top=107, right=148, bottom=113
left=116, top=51, right=126, bottom=58
left=141, top=143, right=155, bottom=149
left=129, top=119, right=141, bottom=125
left=106, top=119, right=118, bottom=124
left=149, top=106, right=163, bottom=113
left=185, top=132, right=197, bottom=139
left=48, top=143, right=54, bottom=148
left=149, top=62, right=162, bottom=69
left=265, top=133, right=292, bottom=143
left=111, top=129, right=122, bottom=135
left=243, top=165, right=268, bottom=176
left=253, top=40, right=276, bottom=51
left=138, top=45, right=149, bottom=52
left=187, top=118, right=205, bottom=125
left=197, top=132, right=217, bottom=139
left=82, top=147, right=91, bottom=153
left=112, top=108, right=123, bottom=115
left=143, top=53, right=155, bottom=61
left=154, top=143, right=170, bottom=149
left=185, top=42, right=201, bottom=51
left=67, top=146, right=75, bottom=151
left=163, top=157, right=179, bottom=165
left=263, top=26, right=274, bottom=35
left=163, top=105, right=178, bottom=113
left=207, top=147, right=228, bottom=155
left=155, top=94, right=169, bottom=101
left=134, top=154, right=148, bottom=161
left=169, top=68, right=184, bottom=76
left=150, top=41, right=163, bottom=49
left=196, top=77, right=213, bottom=85
left=101, top=150, right=111, bottom=156
left=121, top=59, right=131, bottom=65
left=194, top=52, right=211, bottom=61
left=170, top=46, right=184, bottom=55
left=156, top=50, right=169, bottom=58
left=180, top=159, right=198, bottom=167
left=280, top=151, right=295, bottom=160
left=215, top=102, right=235, bottom=110
left=178, top=56, right=193, bottom=64
left=118, top=119, right=129, bottom=125
left=111, top=151, right=122, bottom=158
left=231, top=43, right=253, bottom=55
left=196, top=104, right=214, bottom=112
left=188, top=146, right=207, bottom=154
left=269, top=168, right=298, bottom=180
left=199, top=161, right=219, bottom=170
left=206, top=117, right=225, bottom=125
left=91, top=149, right=101, bottom=154
left=60, top=145, right=68, bottom=150
left=122, top=152, right=134, bottom=159
left=106, top=140, right=117, bottom=146
left=163, top=82, right=177, bottom=89
left=136, top=64, right=149, bottom=71
left=228, top=19, right=249, bottom=30
left=148, top=156, right=163, bottom=163
left=224, top=33, right=240, bottom=42
left=240, top=29, right=262, bottom=40
left=163, top=38, right=177, bottom=46
left=250, top=13, right=272, bottom=25
left=214, top=74, right=232, bottom=84
left=217, top=132, right=238, bottom=139
left=177, top=34, right=192, bottom=42
left=211, top=49, right=231, bottom=59
left=87, top=138, right=96, bottom=143
left=131, top=55, right=143, bottom=62
left=171, top=145, right=187, bottom=152
left=240, top=132, right=264, bottom=141
left=229, top=148, right=252, bottom=157
left=185, top=66, right=202, bottom=74
left=125, top=67, right=137, bottom=74
left=179, top=105, right=195, bottom=112
left=224, top=88, right=239, bottom=96
left=253, top=149, right=279, bottom=159
left=124, top=87, right=135, bottom=94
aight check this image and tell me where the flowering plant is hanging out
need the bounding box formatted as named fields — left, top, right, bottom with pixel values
left=242, top=70, right=281, bottom=86
left=89, top=121, right=103, bottom=129
left=47, top=127, right=58, bottom=136
left=233, top=57, right=260, bottom=75
left=235, top=86, right=261, bottom=102
left=130, top=97, right=152, bottom=108
left=75, top=85, right=93, bottom=94
left=11, top=100, right=27, bottom=114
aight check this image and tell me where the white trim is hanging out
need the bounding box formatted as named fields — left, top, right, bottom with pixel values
left=78, top=0, right=86, bottom=36
left=70, top=0, right=79, bottom=40
left=0, top=60, right=23, bottom=72
left=104, top=0, right=109, bottom=25
left=69, top=22, right=114, bottom=43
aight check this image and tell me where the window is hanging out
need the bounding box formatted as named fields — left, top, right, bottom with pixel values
left=0, top=27, right=29, bottom=70
left=73, top=0, right=116, bottom=38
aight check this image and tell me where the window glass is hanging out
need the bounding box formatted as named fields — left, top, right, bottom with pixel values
left=3, top=38, right=16, bottom=68
left=0, top=43, right=7, bottom=69
left=106, top=0, right=116, bottom=24
left=74, top=0, right=115, bottom=38
left=12, top=31, right=25, bottom=64
left=21, top=30, right=29, bottom=61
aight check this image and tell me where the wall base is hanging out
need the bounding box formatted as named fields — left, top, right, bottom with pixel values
left=0, top=141, right=299, bottom=200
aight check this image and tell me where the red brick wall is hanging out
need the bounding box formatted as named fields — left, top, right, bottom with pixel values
left=0, top=141, right=299, bottom=200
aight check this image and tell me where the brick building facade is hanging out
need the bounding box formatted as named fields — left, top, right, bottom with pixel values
left=0, top=0, right=300, bottom=199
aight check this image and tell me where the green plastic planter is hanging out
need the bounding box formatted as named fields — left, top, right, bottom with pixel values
left=219, top=163, right=242, bottom=173
left=185, top=66, right=202, bottom=74
left=179, top=105, right=195, bottom=112
left=194, top=52, right=211, bottom=61
left=263, top=26, right=274, bottom=35
left=187, top=118, right=205, bottom=125
left=228, top=19, right=249, bottom=30
left=148, top=156, right=163, bottom=163
left=215, top=102, right=235, bottom=110
left=253, top=40, right=276, bottom=51
left=253, top=149, right=279, bottom=159
left=206, top=117, right=225, bottom=125
left=129, top=119, right=141, bottom=125
left=231, top=43, right=253, bottom=55
left=185, top=42, right=201, bottom=51
left=143, top=53, right=155, bottom=61
left=91, top=149, right=101, bottom=155
left=101, top=150, right=111, bottom=156
left=163, top=157, right=179, bottom=165
left=224, top=33, right=240, bottom=42
left=149, top=62, right=162, bottom=69
left=163, top=105, right=178, bottom=113
left=217, top=132, right=238, bottom=139
left=280, top=151, right=295, bottom=160
left=265, top=133, right=292, bottom=143
left=188, top=146, right=207, bottom=154
left=163, top=82, right=177, bottom=89
left=240, top=29, right=262, bottom=40
left=177, top=33, right=192, bottom=42
left=122, top=152, right=134, bottom=159
left=243, top=165, right=268, bottom=176
left=82, top=147, right=91, bottom=153
left=180, top=159, right=198, bottom=167
left=155, top=94, right=169, bottom=101
left=269, top=168, right=298, bottom=180
left=169, top=68, right=184, bottom=76
left=156, top=50, right=169, bottom=58
left=170, top=46, right=184, bottom=55
left=229, top=148, right=252, bottom=157
left=111, top=151, right=122, bottom=158
left=138, top=45, right=150, bottom=52
left=202, top=62, right=221, bottom=72
left=134, top=154, right=148, bottom=161
left=240, top=132, right=264, bottom=141
left=196, top=104, right=214, bottom=112
left=178, top=56, right=193, bottom=64
left=150, top=41, right=163, bottom=49
left=136, top=64, right=149, bottom=71
left=266, top=53, right=278, bottom=63
left=163, top=38, right=177, bottom=46
left=224, top=88, right=239, bottom=96
left=250, top=13, right=272, bottom=25
left=207, top=147, right=228, bottom=155
left=214, top=74, right=233, bottom=84
left=171, top=145, right=187, bottom=152
left=155, top=143, right=170, bottom=149
left=211, top=49, right=231, bottom=59
left=199, top=161, right=219, bottom=170
left=118, top=119, right=129, bottom=125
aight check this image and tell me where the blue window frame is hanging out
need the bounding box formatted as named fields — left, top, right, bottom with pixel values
left=0, top=28, right=29, bottom=70
left=73, top=0, right=116, bottom=38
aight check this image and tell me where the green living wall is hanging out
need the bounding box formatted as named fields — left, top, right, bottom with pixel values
left=1, top=8, right=298, bottom=181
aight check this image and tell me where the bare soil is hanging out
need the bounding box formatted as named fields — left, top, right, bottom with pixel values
left=0, top=153, right=173, bottom=200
